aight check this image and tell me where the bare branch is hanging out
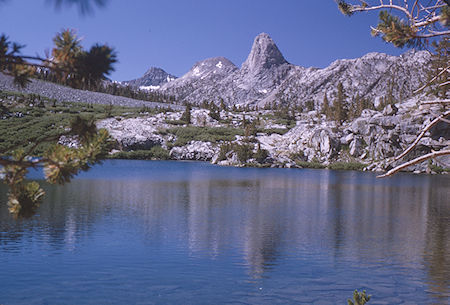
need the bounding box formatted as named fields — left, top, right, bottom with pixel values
left=414, top=65, right=450, bottom=94
left=412, top=0, right=420, bottom=18
left=394, top=110, right=450, bottom=161
left=349, top=3, right=414, bottom=20
left=414, top=30, right=450, bottom=37
left=414, top=15, right=443, bottom=27
left=378, top=149, right=450, bottom=178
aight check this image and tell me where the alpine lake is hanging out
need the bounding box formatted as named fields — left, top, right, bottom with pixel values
left=0, top=160, right=449, bottom=304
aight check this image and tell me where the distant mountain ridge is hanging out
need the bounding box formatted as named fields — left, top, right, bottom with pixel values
left=124, top=67, right=177, bottom=90
left=129, top=33, right=431, bottom=107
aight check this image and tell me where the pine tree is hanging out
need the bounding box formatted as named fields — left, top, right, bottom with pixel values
left=333, top=82, right=348, bottom=125
left=350, top=93, right=363, bottom=119
left=429, top=38, right=449, bottom=98
left=51, top=29, right=83, bottom=85
left=208, top=102, right=221, bottom=121
left=180, top=103, right=192, bottom=124
left=321, top=93, right=331, bottom=119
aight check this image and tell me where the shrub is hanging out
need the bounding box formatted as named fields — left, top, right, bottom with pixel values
left=180, top=103, right=191, bottom=124
left=290, top=150, right=306, bottom=162
left=254, top=143, right=268, bottom=163
left=110, top=146, right=170, bottom=160
left=165, top=126, right=244, bottom=147
left=329, top=162, right=366, bottom=171
left=428, top=161, right=449, bottom=174
left=235, top=143, right=253, bottom=163
left=0, top=96, right=148, bottom=155
left=348, top=290, right=371, bottom=305
left=217, top=143, right=233, bottom=161
left=296, top=161, right=326, bottom=169
left=217, top=142, right=264, bottom=164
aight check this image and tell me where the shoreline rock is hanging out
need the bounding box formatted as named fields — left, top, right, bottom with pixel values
left=99, top=96, right=449, bottom=175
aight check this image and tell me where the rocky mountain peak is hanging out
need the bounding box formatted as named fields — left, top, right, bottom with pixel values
left=241, top=33, right=288, bottom=73
left=124, top=67, right=176, bottom=88
left=188, top=56, right=237, bottom=77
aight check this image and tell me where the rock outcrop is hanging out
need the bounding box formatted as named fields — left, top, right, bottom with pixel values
left=97, top=96, right=449, bottom=174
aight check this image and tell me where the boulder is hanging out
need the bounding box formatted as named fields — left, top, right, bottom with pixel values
left=349, top=137, right=364, bottom=157
left=170, top=141, right=218, bottom=161
left=382, top=104, right=398, bottom=116
left=310, top=129, right=339, bottom=156
left=351, top=118, right=370, bottom=135
left=97, top=117, right=164, bottom=151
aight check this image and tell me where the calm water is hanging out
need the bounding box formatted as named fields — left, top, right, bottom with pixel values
left=0, top=160, right=449, bottom=305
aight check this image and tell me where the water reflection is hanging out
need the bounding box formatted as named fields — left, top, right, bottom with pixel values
left=0, top=161, right=449, bottom=303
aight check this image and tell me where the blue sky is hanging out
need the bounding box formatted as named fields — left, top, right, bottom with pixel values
left=0, top=0, right=405, bottom=81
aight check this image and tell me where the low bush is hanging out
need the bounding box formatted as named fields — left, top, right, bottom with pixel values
left=110, top=146, right=170, bottom=160
left=254, top=145, right=269, bottom=163
left=0, top=93, right=149, bottom=155
left=217, top=142, right=268, bottom=164
left=428, top=162, right=449, bottom=174
left=329, top=162, right=367, bottom=171
left=235, top=143, right=253, bottom=163
left=296, top=161, right=326, bottom=169
left=166, top=126, right=244, bottom=147
left=217, top=143, right=233, bottom=161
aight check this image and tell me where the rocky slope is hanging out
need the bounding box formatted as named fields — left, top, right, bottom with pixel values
left=146, top=33, right=431, bottom=108
left=97, top=98, right=449, bottom=174
left=0, top=72, right=182, bottom=110
left=160, top=57, right=238, bottom=101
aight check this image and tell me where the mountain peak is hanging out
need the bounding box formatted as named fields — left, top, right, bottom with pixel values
left=124, top=67, right=176, bottom=88
left=241, top=33, right=288, bottom=73
left=187, top=56, right=237, bottom=78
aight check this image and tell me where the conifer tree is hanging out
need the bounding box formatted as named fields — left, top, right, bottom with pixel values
left=321, top=93, right=331, bottom=119
left=428, top=39, right=449, bottom=98
left=208, top=102, right=221, bottom=121
left=219, top=98, right=228, bottom=111
left=333, top=82, right=348, bottom=125
left=180, top=103, right=192, bottom=124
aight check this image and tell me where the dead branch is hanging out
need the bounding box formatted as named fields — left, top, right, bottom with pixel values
left=378, top=149, right=450, bottom=177
left=414, top=65, right=450, bottom=94
left=350, top=3, right=414, bottom=20
left=394, top=110, right=450, bottom=161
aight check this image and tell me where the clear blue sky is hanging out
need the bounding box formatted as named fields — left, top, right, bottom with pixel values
left=0, top=0, right=405, bottom=81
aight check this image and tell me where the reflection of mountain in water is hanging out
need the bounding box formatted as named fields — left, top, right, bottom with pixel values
left=0, top=163, right=449, bottom=299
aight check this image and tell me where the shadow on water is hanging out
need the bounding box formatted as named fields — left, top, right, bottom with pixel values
left=0, top=160, right=449, bottom=304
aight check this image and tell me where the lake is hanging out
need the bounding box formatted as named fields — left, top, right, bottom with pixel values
left=0, top=160, right=449, bottom=304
